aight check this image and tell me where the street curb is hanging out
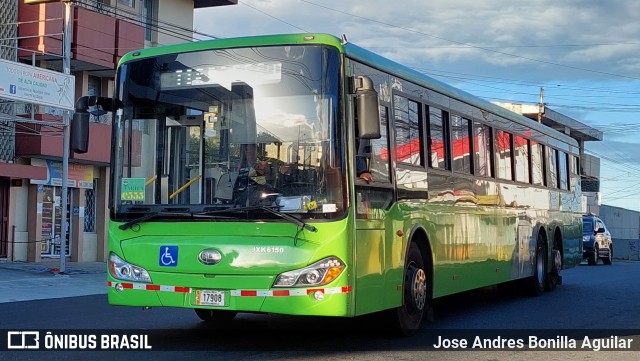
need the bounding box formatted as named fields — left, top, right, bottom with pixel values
left=0, top=261, right=106, bottom=275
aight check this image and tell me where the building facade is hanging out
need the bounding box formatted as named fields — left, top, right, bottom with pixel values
left=0, top=0, right=236, bottom=263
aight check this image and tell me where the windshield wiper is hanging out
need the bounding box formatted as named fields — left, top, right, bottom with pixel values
left=118, top=211, right=234, bottom=230
left=196, top=206, right=317, bottom=232
left=258, top=206, right=317, bottom=232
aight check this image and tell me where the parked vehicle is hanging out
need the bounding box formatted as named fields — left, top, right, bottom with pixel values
left=582, top=214, right=613, bottom=265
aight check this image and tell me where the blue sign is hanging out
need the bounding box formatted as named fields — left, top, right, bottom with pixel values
left=10, top=84, right=16, bottom=94
left=159, top=246, right=178, bottom=267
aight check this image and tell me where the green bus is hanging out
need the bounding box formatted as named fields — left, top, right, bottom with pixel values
left=78, top=33, right=582, bottom=334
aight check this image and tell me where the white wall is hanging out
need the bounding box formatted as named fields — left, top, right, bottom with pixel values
left=600, top=204, right=640, bottom=260
left=156, top=0, right=194, bottom=46
left=9, top=184, right=29, bottom=261
left=600, top=205, right=640, bottom=239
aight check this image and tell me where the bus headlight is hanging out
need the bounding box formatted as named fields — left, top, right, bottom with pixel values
left=273, top=257, right=345, bottom=287
left=109, top=252, right=152, bottom=283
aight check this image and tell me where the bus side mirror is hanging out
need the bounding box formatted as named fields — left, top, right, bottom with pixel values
left=72, top=111, right=89, bottom=154
left=353, top=76, right=381, bottom=139
left=72, top=95, right=117, bottom=154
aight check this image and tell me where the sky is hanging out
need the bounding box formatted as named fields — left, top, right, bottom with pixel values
left=194, top=0, right=640, bottom=212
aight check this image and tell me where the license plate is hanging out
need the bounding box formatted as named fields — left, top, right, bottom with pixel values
left=196, top=290, right=225, bottom=306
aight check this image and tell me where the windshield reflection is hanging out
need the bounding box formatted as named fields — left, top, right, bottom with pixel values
left=112, top=45, right=344, bottom=220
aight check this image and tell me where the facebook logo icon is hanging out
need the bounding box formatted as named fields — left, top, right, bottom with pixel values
left=9, top=85, right=16, bottom=94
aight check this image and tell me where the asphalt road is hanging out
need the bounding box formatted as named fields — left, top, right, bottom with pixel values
left=1, top=261, right=639, bottom=360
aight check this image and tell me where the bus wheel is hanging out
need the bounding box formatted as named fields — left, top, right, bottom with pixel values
left=391, top=242, right=428, bottom=336
left=194, top=309, right=237, bottom=323
left=546, top=239, right=562, bottom=291
left=529, top=233, right=547, bottom=296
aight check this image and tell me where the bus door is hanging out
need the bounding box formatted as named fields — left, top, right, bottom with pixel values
left=353, top=106, right=396, bottom=315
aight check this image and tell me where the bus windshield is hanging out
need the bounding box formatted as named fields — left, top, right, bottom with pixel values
left=111, top=45, right=343, bottom=220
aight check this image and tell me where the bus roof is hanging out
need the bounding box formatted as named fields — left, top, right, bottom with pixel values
left=119, top=33, right=578, bottom=148
left=118, top=33, right=344, bottom=64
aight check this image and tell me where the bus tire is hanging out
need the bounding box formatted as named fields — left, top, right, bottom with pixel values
left=390, top=242, right=428, bottom=336
left=194, top=308, right=237, bottom=323
left=529, top=233, right=547, bottom=296
left=545, top=235, right=562, bottom=291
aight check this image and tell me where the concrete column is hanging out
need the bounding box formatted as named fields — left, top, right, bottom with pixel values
left=9, top=183, right=29, bottom=262
left=26, top=184, right=43, bottom=262
left=70, top=188, right=85, bottom=261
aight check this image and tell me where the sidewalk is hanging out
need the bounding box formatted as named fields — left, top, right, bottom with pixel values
left=0, top=259, right=107, bottom=304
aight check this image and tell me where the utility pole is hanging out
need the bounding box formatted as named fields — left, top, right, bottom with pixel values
left=59, top=0, right=73, bottom=274
left=25, top=0, right=74, bottom=273
left=537, top=87, right=544, bottom=123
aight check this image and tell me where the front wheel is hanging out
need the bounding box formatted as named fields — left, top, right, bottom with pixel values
left=194, top=309, right=238, bottom=323
left=389, top=242, right=429, bottom=336
left=603, top=245, right=613, bottom=265
left=588, top=245, right=599, bottom=265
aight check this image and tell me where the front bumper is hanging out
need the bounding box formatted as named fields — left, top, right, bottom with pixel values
left=107, top=272, right=352, bottom=317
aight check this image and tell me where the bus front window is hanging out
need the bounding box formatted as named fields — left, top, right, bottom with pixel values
left=112, top=45, right=344, bottom=220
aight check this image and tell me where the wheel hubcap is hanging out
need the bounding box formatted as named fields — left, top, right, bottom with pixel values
left=411, top=267, right=427, bottom=311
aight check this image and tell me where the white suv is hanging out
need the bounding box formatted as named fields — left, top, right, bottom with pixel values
left=582, top=214, right=613, bottom=265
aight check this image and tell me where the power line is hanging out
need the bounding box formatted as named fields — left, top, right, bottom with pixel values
left=365, top=41, right=640, bottom=49
left=418, top=67, right=640, bottom=95
left=299, top=0, right=640, bottom=81
left=241, top=1, right=310, bottom=33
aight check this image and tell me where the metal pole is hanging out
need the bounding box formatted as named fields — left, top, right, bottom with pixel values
left=60, top=0, right=73, bottom=274
left=537, top=87, right=544, bottom=123
left=31, top=52, right=35, bottom=122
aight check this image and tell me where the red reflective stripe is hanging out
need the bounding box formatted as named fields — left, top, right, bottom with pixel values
left=122, top=283, right=134, bottom=289
left=174, top=287, right=190, bottom=293
left=306, top=288, right=323, bottom=295
left=342, top=286, right=352, bottom=293
left=240, top=290, right=257, bottom=297
left=107, top=282, right=112, bottom=287
left=272, top=290, right=290, bottom=297
left=146, top=284, right=161, bottom=291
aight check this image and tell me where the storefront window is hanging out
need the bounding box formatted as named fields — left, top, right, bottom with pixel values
left=40, top=186, right=72, bottom=257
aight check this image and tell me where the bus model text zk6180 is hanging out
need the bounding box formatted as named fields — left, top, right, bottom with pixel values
left=73, top=34, right=582, bottom=335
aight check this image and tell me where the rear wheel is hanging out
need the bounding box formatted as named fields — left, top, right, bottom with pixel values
left=546, top=238, right=562, bottom=291
left=389, top=242, right=429, bottom=336
left=529, top=233, right=547, bottom=296
left=194, top=309, right=238, bottom=323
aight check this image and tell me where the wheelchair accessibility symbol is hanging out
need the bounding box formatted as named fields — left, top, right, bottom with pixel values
left=159, top=246, right=178, bottom=267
